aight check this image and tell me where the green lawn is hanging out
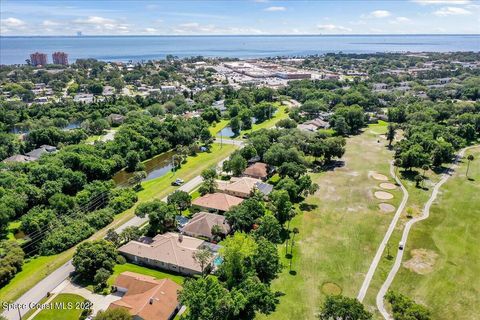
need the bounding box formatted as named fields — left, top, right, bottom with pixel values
left=386, top=146, right=480, bottom=320
left=108, top=263, right=185, bottom=286
left=259, top=124, right=401, bottom=320
left=209, top=119, right=229, bottom=136
left=33, top=293, right=86, bottom=320
left=0, top=143, right=237, bottom=304
left=216, top=103, right=289, bottom=139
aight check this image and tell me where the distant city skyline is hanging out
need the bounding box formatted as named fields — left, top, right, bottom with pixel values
left=1, top=0, right=479, bottom=36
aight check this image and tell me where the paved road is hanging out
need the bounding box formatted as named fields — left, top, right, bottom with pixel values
left=376, top=146, right=475, bottom=319
left=215, top=138, right=245, bottom=147
left=3, top=152, right=234, bottom=320
left=357, top=161, right=409, bottom=302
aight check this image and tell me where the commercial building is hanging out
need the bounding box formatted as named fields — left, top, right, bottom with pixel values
left=30, top=52, right=48, bottom=66
left=52, top=52, right=68, bottom=65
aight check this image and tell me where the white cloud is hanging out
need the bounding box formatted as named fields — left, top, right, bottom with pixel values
left=73, top=16, right=130, bottom=33
left=264, top=6, right=286, bottom=12
left=390, top=16, right=412, bottom=24
left=317, top=24, right=352, bottom=33
left=434, top=6, right=471, bottom=15
left=1, top=17, right=25, bottom=27
left=144, top=27, right=158, bottom=33
left=172, top=22, right=264, bottom=35
left=412, top=0, right=470, bottom=5
left=74, top=16, right=115, bottom=25
left=42, top=20, right=60, bottom=27
left=370, top=10, right=391, bottom=18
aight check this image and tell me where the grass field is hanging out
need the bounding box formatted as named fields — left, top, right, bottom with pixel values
left=32, top=293, right=86, bottom=320
left=216, top=103, right=289, bottom=139
left=0, top=143, right=237, bottom=304
left=107, top=263, right=185, bottom=286
left=260, top=122, right=401, bottom=320
left=385, top=146, right=480, bottom=320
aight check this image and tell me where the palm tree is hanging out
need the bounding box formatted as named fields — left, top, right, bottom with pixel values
left=466, top=154, right=474, bottom=178
left=193, top=248, right=213, bottom=277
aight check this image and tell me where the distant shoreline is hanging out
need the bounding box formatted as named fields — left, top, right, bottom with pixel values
left=2, top=34, right=480, bottom=38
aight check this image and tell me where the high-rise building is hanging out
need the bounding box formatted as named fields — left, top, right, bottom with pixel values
left=52, top=52, right=69, bottom=65
left=29, top=52, right=48, bottom=66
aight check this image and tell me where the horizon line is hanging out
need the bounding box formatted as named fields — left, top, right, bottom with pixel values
left=1, top=33, right=480, bottom=38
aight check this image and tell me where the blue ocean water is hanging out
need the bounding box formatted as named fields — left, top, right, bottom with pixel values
left=1, top=35, right=479, bottom=65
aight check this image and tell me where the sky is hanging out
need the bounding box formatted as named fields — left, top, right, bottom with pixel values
left=1, top=0, right=479, bottom=36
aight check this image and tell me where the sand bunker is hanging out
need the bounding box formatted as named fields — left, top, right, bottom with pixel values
left=321, top=282, right=342, bottom=295
left=379, top=203, right=396, bottom=213
left=374, top=191, right=393, bottom=200
left=403, top=249, right=438, bottom=275
left=371, top=172, right=389, bottom=181
left=380, top=182, right=397, bottom=190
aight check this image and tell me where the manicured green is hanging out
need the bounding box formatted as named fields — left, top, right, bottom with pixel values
left=387, top=146, right=480, bottom=320
left=108, top=263, right=185, bottom=286
left=260, top=124, right=401, bottom=320
left=0, top=143, right=237, bottom=303
left=209, top=119, right=229, bottom=136
left=33, top=294, right=86, bottom=320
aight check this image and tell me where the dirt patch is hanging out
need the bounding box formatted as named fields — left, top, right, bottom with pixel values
left=321, top=282, right=342, bottom=295
left=379, top=203, right=396, bottom=213
left=374, top=191, right=394, bottom=200
left=370, top=172, right=389, bottom=181
left=403, top=249, right=439, bottom=275
left=380, top=182, right=397, bottom=190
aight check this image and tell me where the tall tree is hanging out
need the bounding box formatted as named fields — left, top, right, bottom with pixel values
left=319, top=295, right=372, bottom=320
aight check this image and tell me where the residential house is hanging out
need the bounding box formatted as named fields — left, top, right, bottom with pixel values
left=109, top=271, right=181, bottom=320
left=107, top=113, right=126, bottom=125
left=243, top=162, right=269, bottom=180
left=1, top=154, right=35, bottom=164
left=118, top=232, right=215, bottom=275
left=216, top=176, right=273, bottom=198
left=304, top=118, right=330, bottom=129
left=73, top=93, right=94, bottom=103
left=212, top=100, right=226, bottom=113
left=103, top=85, right=115, bottom=96
left=182, top=212, right=231, bottom=241
left=25, top=145, right=57, bottom=160
left=192, top=192, right=243, bottom=212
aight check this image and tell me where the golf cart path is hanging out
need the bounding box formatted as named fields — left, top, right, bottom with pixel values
left=356, top=160, right=409, bottom=302
left=376, top=145, right=477, bottom=319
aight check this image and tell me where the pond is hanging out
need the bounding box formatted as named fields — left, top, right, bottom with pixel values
left=9, top=121, right=82, bottom=134
left=216, top=113, right=277, bottom=137
left=112, top=150, right=178, bottom=185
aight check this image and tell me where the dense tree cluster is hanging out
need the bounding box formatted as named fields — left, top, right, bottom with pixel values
left=0, top=114, right=210, bottom=260
left=0, top=240, right=25, bottom=286
left=180, top=233, right=281, bottom=320
left=385, top=291, right=431, bottom=320
left=389, top=101, right=480, bottom=169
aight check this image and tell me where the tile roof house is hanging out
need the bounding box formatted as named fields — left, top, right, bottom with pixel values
left=181, top=212, right=230, bottom=241
left=192, top=192, right=244, bottom=212
left=243, top=162, right=269, bottom=180
left=24, top=145, right=57, bottom=160
left=1, top=154, right=35, bottom=163
left=118, top=232, right=214, bottom=275
left=216, top=176, right=273, bottom=198
left=109, top=271, right=181, bottom=320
